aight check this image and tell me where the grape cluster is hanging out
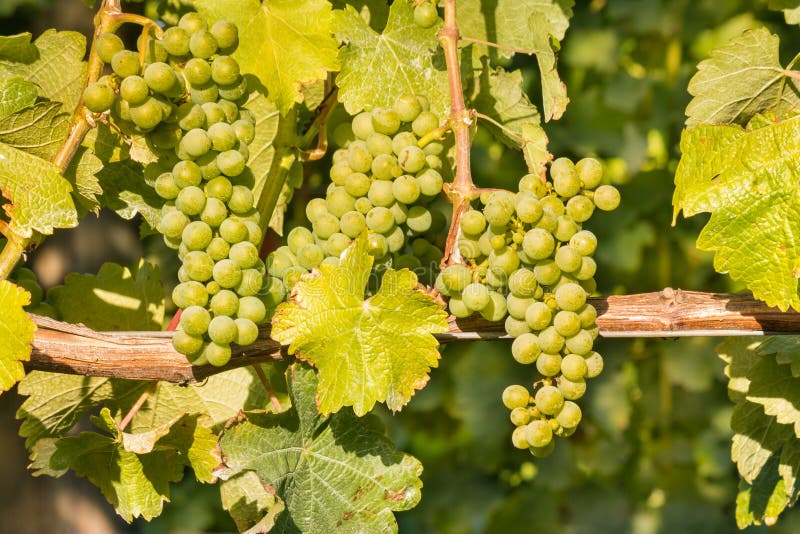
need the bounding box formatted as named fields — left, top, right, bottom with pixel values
left=10, top=266, right=59, bottom=319
left=262, top=94, right=450, bottom=303
left=86, top=13, right=266, bottom=367
left=436, top=157, right=620, bottom=457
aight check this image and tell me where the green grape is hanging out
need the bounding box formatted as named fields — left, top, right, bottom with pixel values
left=535, top=211, right=557, bottom=233
left=189, top=29, right=218, bottom=59
left=554, top=311, right=581, bottom=338
left=365, top=132, right=392, bottom=156
left=171, top=160, right=201, bottom=188
left=366, top=207, right=395, bottom=234
left=569, top=230, right=597, bottom=256
left=344, top=172, right=371, bottom=197
left=259, top=276, right=286, bottom=308
left=179, top=305, right=211, bottom=336
left=161, top=26, right=190, bottom=56
left=512, top=333, right=541, bottom=364
left=538, top=326, right=565, bottom=353
left=522, top=229, right=555, bottom=260
left=406, top=205, right=432, bottom=233
left=505, top=316, right=532, bottom=337
left=179, top=12, right=208, bottom=33
left=232, top=119, right=255, bottom=144
left=144, top=62, right=178, bottom=94
left=330, top=163, right=353, bottom=185
left=95, top=32, right=124, bottom=63
left=460, top=210, right=486, bottom=236
left=172, top=281, right=209, bottom=308
left=536, top=352, right=562, bottom=377
left=184, top=57, right=212, bottom=86
left=580, top=277, right=597, bottom=294
left=392, top=175, right=420, bottom=204
left=305, top=197, right=328, bottom=223
left=484, top=268, right=506, bottom=290
left=367, top=180, right=395, bottom=208
left=557, top=376, right=587, bottom=400
left=551, top=157, right=581, bottom=197
left=326, top=187, right=356, bottom=218
left=480, top=291, right=507, bottom=322
left=490, top=234, right=506, bottom=251
left=206, top=237, right=230, bottom=262
left=177, top=103, right=206, bottom=131
left=508, top=268, right=537, bottom=298
left=208, top=122, right=237, bottom=151
left=211, top=55, right=240, bottom=86
left=217, top=150, right=246, bottom=177
left=556, top=401, right=582, bottom=429
left=533, top=259, right=561, bottom=286
left=236, top=269, right=263, bottom=296
left=554, top=282, right=586, bottom=311
left=576, top=157, right=603, bottom=189
left=326, top=233, right=352, bottom=256
left=541, top=195, right=565, bottom=216
left=393, top=93, right=423, bottom=122
left=462, top=282, right=490, bottom=311
left=229, top=241, right=259, bottom=269
left=575, top=257, right=596, bottom=281
left=119, top=75, right=149, bottom=106
left=566, top=195, right=595, bottom=222
left=390, top=202, right=408, bottom=225
left=414, top=2, right=439, bottom=27
left=564, top=329, right=592, bottom=355
left=553, top=215, right=579, bottom=243
left=554, top=245, right=582, bottom=273
left=560, top=353, right=588, bottom=381
left=384, top=226, right=404, bottom=253
left=183, top=250, right=214, bottom=282
left=524, top=420, right=553, bottom=448
left=371, top=108, right=401, bottom=135
left=489, top=246, right=520, bottom=276
left=211, top=20, right=239, bottom=50
left=510, top=407, right=531, bottom=427
left=228, top=185, right=254, bottom=214
left=204, top=342, right=232, bottom=366
left=217, top=219, right=246, bottom=246
left=243, top=221, right=263, bottom=247
left=415, top=169, right=443, bottom=197
left=233, top=317, right=258, bottom=345
left=181, top=128, right=211, bottom=158
left=189, top=82, right=219, bottom=104
left=502, top=384, right=530, bottom=410
left=577, top=304, right=597, bottom=328
left=347, top=141, right=373, bottom=173
left=213, top=258, right=242, bottom=289
left=484, top=197, right=514, bottom=227
left=287, top=226, right=314, bottom=254
left=535, top=385, right=565, bottom=416
left=111, top=50, right=140, bottom=78
left=440, top=264, right=471, bottom=292
left=149, top=123, right=181, bottom=150
left=210, top=289, right=239, bottom=316
left=182, top=221, right=213, bottom=251
left=398, top=145, right=426, bottom=173
left=313, top=213, right=340, bottom=239
left=237, top=295, right=267, bottom=323
left=157, top=210, right=188, bottom=242
left=391, top=131, right=417, bottom=155
left=130, top=98, right=163, bottom=130
left=506, top=295, right=533, bottom=320
left=199, top=197, right=227, bottom=228
left=351, top=112, right=374, bottom=139
left=340, top=210, right=367, bottom=238
left=176, top=185, right=206, bottom=216
left=412, top=111, right=439, bottom=137
left=458, top=237, right=481, bottom=259
left=519, top=173, right=548, bottom=197
left=593, top=185, right=621, bottom=211
left=512, top=426, right=530, bottom=449
left=173, top=330, right=204, bottom=356
left=515, top=194, right=543, bottom=224
left=366, top=232, right=389, bottom=258
left=205, top=176, right=233, bottom=202
left=297, top=243, right=325, bottom=269
left=584, top=351, right=603, bottom=379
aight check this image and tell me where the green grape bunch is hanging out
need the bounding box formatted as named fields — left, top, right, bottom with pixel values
left=262, top=93, right=451, bottom=304
left=86, top=13, right=267, bottom=368
left=436, top=157, right=620, bottom=457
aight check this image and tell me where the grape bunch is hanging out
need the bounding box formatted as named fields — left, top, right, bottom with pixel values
left=435, top=157, right=620, bottom=457
left=262, top=94, right=450, bottom=306
left=86, top=13, right=266, bottom=367
left=10, top=266, right=60, bottom=319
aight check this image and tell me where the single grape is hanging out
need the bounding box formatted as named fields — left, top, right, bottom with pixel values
left=510, top=407, right=531, bottom=427
left=522, top=228, right=555, bottom=260
left=296, top=243, right=325, bottom=269
left=176, top=185, right=206, bottom=216
left=415, top=169, right=443, bottom=197
left=460, top=210, right=486, bottom=236
left=228, top=241, right=259, bottom=269
left=189, top=82, right=219, bottom=104
left=200, top=197, right=228, bottom=228
left=233, top=317, right=258, bottom=346
left=366, top=207, right=395, bottom=234
left=217, top=149, right=246, bottom=177
left=489, top=246, right=520, bottom=276
left=172, top=330, right=204, bottom=356
left=178, top=305, right=210, bottom=336
left=232, top=119, right=255, bottom=145
left=368, top=180, right=395, bottom=207
left=512, top=333, right=541, bottom=364
left=189, top=29, right=218, bottom=59
left=534, top=386, right=565, bottom=416
left=393, top=93, right=423, bottom=122
left=584, top=351, right=604, bottom=378
left=506, top=295, right=534, bottom=320
left=340, top=210, right=367, bottom=238
left=313, top=213, right=340, bottom=239
left=237, top=295, right=267, bottom=323
left=554, top=282, right=587, bottom=311
left=533, top=259, right=561, bottom=286
left=236, top=269, right=263, bottom=297
left=412, top=111, right=439, bottom=137
left=211, top=20, right=239, bottom=50
left=458, top=237, right=481, bottom=259
left=159, top=210, right=189, bottom=239
left=553, top=215, right=580, bottom=243
left=524, top=420, right=553, bottom=448
left=556, top=401, right=582, bottom=429
left=398, top=145, right=426, bottom=173
left=441, top=264, right=471, bottom=292
left=480, top=291, right=507, bottom=322
left=129, top=98, right=163, bottom=130
left=371, top=108, right=401, bottom=135
left=462, top=282, right=490, bottom=311
left=414, top=2, right=439, bottom=27
left=211, top=55, right=240, bottom=86
left=172, top=281, right=209, bottom=308
left=508, top=268, right=538, bottom=298
left=182, top=221, right=213, bottom=251
left=593, top=185, right=621, bottom=211
left=181, top=128, right=211, bottom=158
left=111, top=50, right=140, bottom=78
left=330, top=162, right=353, bottom=185
left=205, top=176, right=233, bottom=202
left=538, top=326, right=565, bottom=353
left=569, top=230, right=597, bottom=256
left=184, top=57, right=212, bottom=86
left=228, top=185, right=254, bottom=214
left=554, top=245, right=582, bottom=273
left=213, top=258, right=243, bottom=289
left=210, top=289, right=239, bottom=317
left=505, top=316, right=532, bottom=337
left=83, top=82, right=115, bottom=113
left=575, top=257, right=597, bottom=281
left=536, top=352, right=562, bottom=377
left=206, top=237, right=231, bottom=261
left=344, top=172, right=371, bottom=198
left=351, top=112, right=374, bottom=139
left=390, top=202, right=408, bottom=225
left=204, top=342, right=232, bottom=366
left=207, top=122, right=237, bottom=152
left=347, top=141, right=373, bottom=173
left=551, top=157, right=581, bottom=197
left=566, top=195, right=595, bottom=222
left=557, top=376, right=587, bottom=400
left=144, top=62, right=178, bottom=94
left=95, top=32, right=124, bottom=63
left=577, top=304, right=597, bottom=328
left=326, top=187, right=356, bottom=218
left=406, top=205, right=432, bottom=233
left=561, top=353, right=588, bottom=381
left=576, top=157, right=603, bottom=189
left=512, top=426, right=530, bottom=449
left=366, top=232, right=389, bottom=258
left=392, top=175, right=421, bottom=204
left=502, top=385, right=530, bottom=410
left=326, top=233, right=352, bottom=257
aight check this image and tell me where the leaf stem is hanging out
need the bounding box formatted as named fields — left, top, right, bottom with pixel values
left=459, top=36, right=535, bottom=56
left=474, top=112, right=524, bottom=144
left=119, top=384, right=154, bottom=432
left=299, top=85, right=338, bottom=162
left=252, top=364, right=283, bottom=413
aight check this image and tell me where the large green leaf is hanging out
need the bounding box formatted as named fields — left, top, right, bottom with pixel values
left=272, top=234, right=448, bottom=416
left=456, top=0, right=573, bottom=120
left=48, top=260, right=164, bottom=331
left=220, top=471, right=286, bottom=533
left=686, top=28, right=800, bottom=126
left=96, top=159, right=164, bottom=230
left=673, top=117, right=800, bottom=311
left=31, top=408, right=218, bottom=522
left=217, top=364, right=423, bottom=533
left=0, top=140, right=77, bottom=238
left=0, top=279, right=34, bottom=393
left=0, top=101, right=69, bottom=160
left=0, top=76, right=37, bottom=119
left=0, top=30, right=87, bottom=115
left=333, top=0, right=450, bottom=118
left=195, top=0, right=340, bottom=115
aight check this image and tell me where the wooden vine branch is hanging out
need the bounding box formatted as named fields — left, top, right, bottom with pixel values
left=24, top=289, right=800, bottom=385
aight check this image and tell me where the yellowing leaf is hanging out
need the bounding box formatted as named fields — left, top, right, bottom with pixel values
left=0, top=279, right=34, bottom=393
left=195, top=0, right=340, bottom=115
left=272, top=234, right=448, bottom=416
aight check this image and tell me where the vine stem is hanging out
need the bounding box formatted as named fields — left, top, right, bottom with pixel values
left=252, top=364, right=283, bottom=413
left=119, top=384, right=155, bottom=431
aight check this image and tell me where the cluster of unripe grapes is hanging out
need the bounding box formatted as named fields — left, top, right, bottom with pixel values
left=435, top=158, right=620, bottom=457
left=264, top=94, right=450, bottom=298
left=84, top=13, right=266, bottom=367
left=10, top=267, right=59, bottom=319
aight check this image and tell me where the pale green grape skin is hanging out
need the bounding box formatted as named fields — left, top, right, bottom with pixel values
left=111, top=50, right=140, bottom=78
left=575, top=257, right=597, bottom=281
left=557, top=376, right=587, bottom=400
left=561, top=353, right=588, bottom=381
left=210, top=289, right=239, bottom=316
left=228, top=185, right=254, bottom=214
left=533, top=260, right=561, bottom=286
left=208, top=315, right=237, bottom=345
left=211, top=20, right=239, bottom=50
left=326, top=233, right=352, bottom=256
left=551, top=157, right=581, bottom=198
left=259, top=276, right=286, bottom=309
left=345, top=172, right=371, bottom=198
left=398, top=145, right=426, bottom=173
left=480, top=291, right=507, bottom=322
left=313, top=213, right=340, bottom=239
left=553, top=216, right=580, bottom=243
left=502, top=384, right=530, bottom=410
left=566, top=195, right=595, bottom=222
left=305, top=197, right=328, bottom=223
left=172, top=281, right=209, bottom=308
left=189, top=29, right=219, bottom=59
left=366, top=132, right=393, bottom=156
left=512, top=426, right=530, bottom=449
left=189, top=82, right=219, bottom=104
left=371, top=153, right=399, bottom=180
left=538, top=326, right=565, bottom=353
left=144, top=62, right=178, bottom=94
left=207, top=122, right=237, bottom=151
left=460, top=210, right=486, bottom=236
left=392, top=175, right=420, bottom=204
left=218, top=219, right=247, bottom=245
left=576, top=157, right=603, bottom=189
left=522, top=228, right=555, bottom=260
left=536, top=352, right=562, bottom=377
left=412, top=111, right=439, bottom=137
left=393, top=93, right=423, bottom=122
left=511, top=333, right=541, bottom=364
left=179, top=305, right=211, bottom=336
left=448, top=296, right=472, bottom=318
left=211, top=55, right=240, bottom=86
left=368, top=180, right=395, bottom=207
left=172, top=330, right=204, bottom=356
left=406, top=205, right=432, bottom=233
left=213, top=258, right=242, bottom=289
left=593, top=185, right=621, bottom=211
left=534, top=385, right=565, bottom=416
left=184, top=57, right=212, bottom=86
left=489, top=246, right=520, bottom=276
left=458, top=238, right=481, bottom=259
left=371, top=108, right=401, bottom=135
left=229, top=241, right=259, bottom=269
left=505, top=316, right=532, bottom=337
left=237, top=296, right=267, bottom=323
left=555, top=282, right=587, bottom=311
left=366, top=207, right=395, bottom=234
left=555, top=245, right=582, bottom=273
left=205, top=176, right=233, bottom=203
left=176, top=186, right=206, bottom=216
left=578, top=304, right=597, bottom=328
left=206, top=237, right=231, bottom=262
left=462, top=282, right=490, bottom=311
left=351, top=112, right=374, bottom=140
left=182, top=221, right=213, bottom=250
left=441, top=264, right=472, bottom=292
left=556, top=401, right=582, bottom=429
left=327, top=187, right=357, bottom=218
left=524, top=420, right=553, bottom=448
left=296, top=243, right=325, bottom=269
left=129, top=98, right=163, bottom=130
left=414, top=2, right=439, bottom=27
left=234, top=318, right=259, bottom=345
left=508, top=268, right=538, bottom=298
left=217, top=150, right=246, bottom=177
left=506, top=295, right=534, bottom=320
left=391, top=131, right=417, bottom=155
left=416, top=169, right=443, bottom=197
left=236, top=269, right=263, bottom=297
left=159, top=210, right=189, bottom=239
left=584, top=351, right=604, bottom=378
left=569, top=230, right=597, bottom=256
left=232, top=120, right=255, bottom=144
left=339, top=211, right=367, bottom=238
left=510, top=407, right=531, bottom=427
left=95, top=32, right=124, bottom=63
left=565, top=330, right=593, bottom=355
left=204, top=342, right=232, bottom=367
left=347, top=141, right=373, bottom=173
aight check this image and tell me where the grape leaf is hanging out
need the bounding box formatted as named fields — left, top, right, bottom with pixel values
left=770, top=0, right=800, bottom=24
left=521, top=123, right=552, bottom=179
left=673, top=117, right=800, bottom=311
left=0, top=30, right=88, bottom=115
left=0, top=280, right=34, bottom=393
left=219, top=471, right=286, bottom=533
left=64, top=146, right=103, bottom=214
left=216, top=364, right=423, bottom=533
left=48, top=261, right=164, bottom=331
left=0, top=141, right=77, bottom=238
left=0, top=101, right=69, bottom=159
left=95, top=159, right=164, bottom=230
left=331, top=0, right=389, bottom=31
left=758, top=336, right=800, bottom=377
left=0, top=33, right=38, bottom=62
left=0, top=76, right=37, bottom=119
left=272, top=234, right=448, bottom=416
left=686, top=28, right=800, bottom=126
left=456, top=0, right=573, bottom=120
left=740, top=352, right=800, bottom=436
left=333, top=0, right=450, bottom=118
left=31, top=408, right=218, bottom=522
left=194, top=0, right=340, bottom=115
